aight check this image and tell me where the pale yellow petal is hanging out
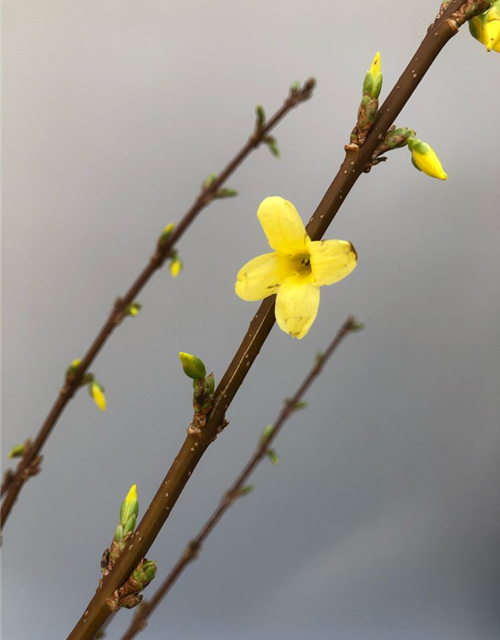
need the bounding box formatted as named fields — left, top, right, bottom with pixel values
left=235, top=252, right=291, bottom=301
left=257, top=197, right=308, bottom=256
left=308, top=239, right=358, bottom=286
left=275, top=274, right=320, bottom=339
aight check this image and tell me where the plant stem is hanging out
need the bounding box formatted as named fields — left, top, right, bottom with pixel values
left=119, top=317, right=358, bottom=640
left=65, top=2, right=484, bottom=638
left=0, top=79, right=316, bottom=528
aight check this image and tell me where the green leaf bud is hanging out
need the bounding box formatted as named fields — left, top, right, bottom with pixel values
left=255, top=104, right=265, bottom=130
left=266, top=449, right=280, bottom=466
left=203, top=173, right=218, bottom=188
left=214, top=187, right=238, bottom=199
left=8, top=443, right=26, bottom=459
left=114, top=523, right=124, bottom=542
left=122, top=514, right=137, bottom=538
left=264, top=136, right=280, bottom=159
left=235, top=485, right=254, bottom=498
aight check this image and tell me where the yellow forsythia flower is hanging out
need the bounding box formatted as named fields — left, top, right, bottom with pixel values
left=235, top=197, right=357, bottom=339
left=469, top=3, right=500, bottom=53
left=408, top=137, right=448, bottom=181
left=90, top=380, right=106, bottom=412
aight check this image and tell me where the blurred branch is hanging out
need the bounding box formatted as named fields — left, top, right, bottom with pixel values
left=64, top=3, right=479, bottom=639
left=0, top=79, right=316, bottom=529
left=118, top=317, right=359, bottom=640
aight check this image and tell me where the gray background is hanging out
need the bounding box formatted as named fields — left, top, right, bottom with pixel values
left=2, top=1, right=500, bottom=639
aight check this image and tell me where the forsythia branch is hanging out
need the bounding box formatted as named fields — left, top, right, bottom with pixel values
left=64, top=3, right=477, bottom=640
left=1, top=79, right=316, bottom=531
left=118, top=317, right=360, bottom=640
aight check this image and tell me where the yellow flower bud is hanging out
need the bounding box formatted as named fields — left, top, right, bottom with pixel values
left=66, top=358, right=82, bottom=379
left=484, top=4, right=500, bottom=52
left=179, top=352, right=206, bottom=380
left=469, top=4, right=500, bottom=53
left=90, top=380, right=106, bottom=412
left=125, top=302, right=142, bottom=317
left=119, top=484, right=139, bottom=534
left=408, top=137, right=448, bottom=181
left=158, top=222, right=175, bottom=249
left=124, top=484, right=138, bottom=511
left=170, top=256, right=182, bottom=278
left=362, top=51, right=383, bottom=99
left=8, top=443, right=26, bottom=459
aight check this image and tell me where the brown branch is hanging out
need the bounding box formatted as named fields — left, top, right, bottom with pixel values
left=65, top=3, right=483, bottom=639
left=0, top=79, right=316, bottom=529
left=119, top=317, right=358, bottom=640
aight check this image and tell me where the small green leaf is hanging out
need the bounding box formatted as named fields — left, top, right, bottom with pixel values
left=266, top=449, right=280, bottom=466
left=214, top=187, right=238, bottom=199
left=264, top=136, right=280, bottom=159
left=350, top=320, right=365, bottom=332
left=255, top=104, right=265, bottom=130
left=235, top=485, right=254, bottom=499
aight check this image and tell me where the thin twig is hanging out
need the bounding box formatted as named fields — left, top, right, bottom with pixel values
left=0, top=79, right=316, bottom=526
left=65, top=3, right=484, bottom=639
left=119, top=317, right=358, bottom=640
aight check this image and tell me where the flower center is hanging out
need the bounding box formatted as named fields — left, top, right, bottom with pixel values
left=290, top=253, right=312, bottom=278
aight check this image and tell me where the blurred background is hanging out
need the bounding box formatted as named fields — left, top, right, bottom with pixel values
left=3, top=1, right=500, bottom=638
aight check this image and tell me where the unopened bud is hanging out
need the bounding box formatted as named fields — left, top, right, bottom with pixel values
left=120, top=484, right=139, bottom=527
left=255, top=104, right=265, bottom=130
left=362, top=52, right=383, bottom=99
left=484, top=3, right=500, bottom=52
left=158, top=223, right=175, bottom=248
left=179, top=352, right=206, bottom=380
left=8, top=443, right=26, bottom=459
left=66, top=358, right=82, bottom=380
left=408, top=137, right=448, bottom=180
left=125, top=302, right=142, bottom=317
left=170, top=256, right=182, bottom=278
left=89, top=380, right=107, bottom=411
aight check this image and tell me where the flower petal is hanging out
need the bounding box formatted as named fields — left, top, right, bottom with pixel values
left=275, top=274, right=320, bottom=339
left=308, top=239, right=358, bottom=286
left=235, top=252, right=291, bottom=301
left=257, top=197, right=308, bottom=255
